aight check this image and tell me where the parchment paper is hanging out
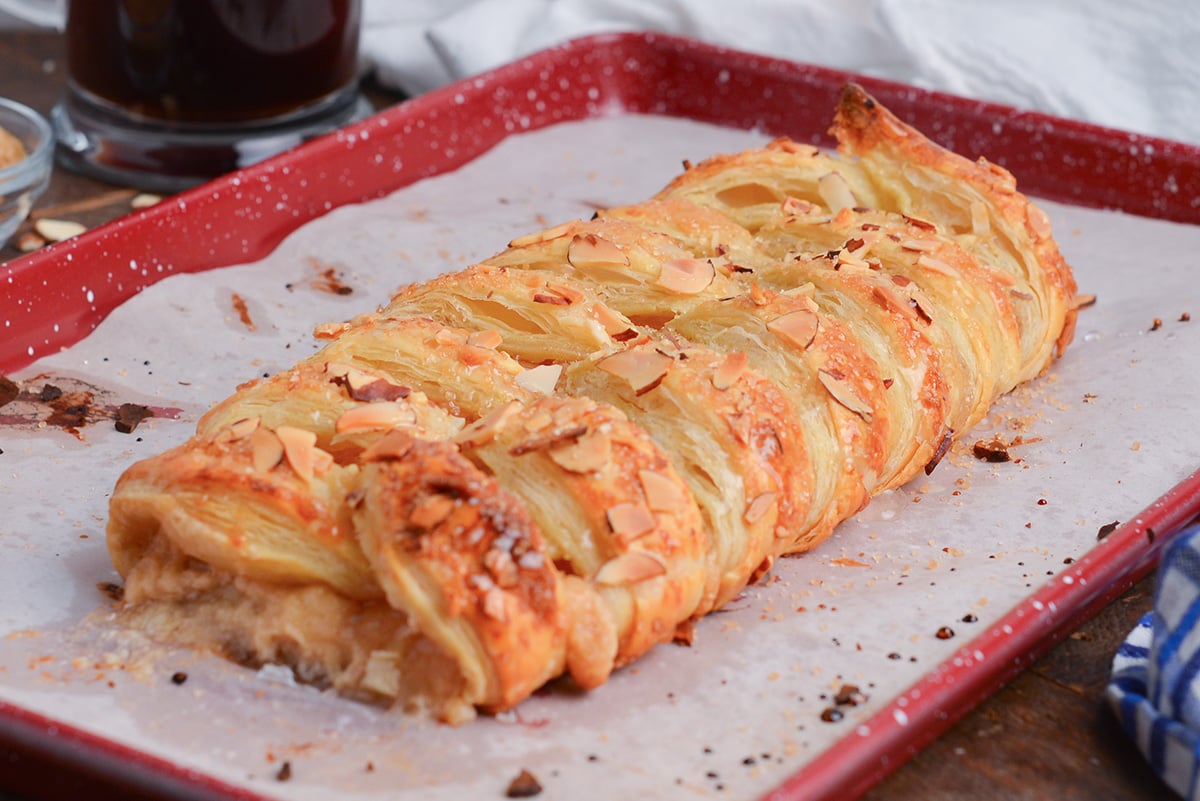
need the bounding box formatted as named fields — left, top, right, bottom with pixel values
left=1, top=113, right=1198, bottom=800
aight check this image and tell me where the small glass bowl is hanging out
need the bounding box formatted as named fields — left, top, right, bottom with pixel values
left=0, top=98, right=53, bottom=249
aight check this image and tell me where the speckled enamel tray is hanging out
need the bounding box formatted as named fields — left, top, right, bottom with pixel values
left=2, top=33, right=1200, bottom=801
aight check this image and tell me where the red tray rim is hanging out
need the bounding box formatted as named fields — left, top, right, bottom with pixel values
left=3, top=30, right=1200, bottom=801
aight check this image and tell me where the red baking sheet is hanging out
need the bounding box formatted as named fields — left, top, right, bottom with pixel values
left=3, top=32, right=1200, bottom=801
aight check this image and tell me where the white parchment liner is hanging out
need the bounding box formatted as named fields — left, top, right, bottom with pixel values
left=1, top=114, right=1198, bottom=800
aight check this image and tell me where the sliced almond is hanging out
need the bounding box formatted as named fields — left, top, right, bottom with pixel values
left=595, top=348, right=672, bottom=395
left=749, top=554, right=776, bottom=584
left=818, top=369, right=874, bottom=421
left=481, top=587, right=508, bottom=622
left=744, top=491, right=780, bottom=524
left=551, top=397, right=593, bottom=425
left=434, top=327, right=466, bottom=347
left=674, top=619, right=697, bottom=646
left=711, top=351, right=748, bottom=390
left=638, top=469, right=688, bottom=513
left=902, top=214, right=938, bottom=232
left=452, top=400, right=522, bottom=448
left=843, top=234, right=872, bottom=254
left=33, top=218, right=87, bottom=243
left=335, top=402, right=417, bottom=433
left=218, top=416, right=260, bottom=443
left=514, top=364, right=562, bottom=396
left=910, top=287, right=935, bottom=324
left=466, top=329, right=504, bottom=350
left=324, top=361, right=354, bottom=379
left=546, top=282, right=585, bottom=304
left=817, top=172, right=857, bottom=213
left=767, top=309, right=819, bottom=350
left=523, top=410, right=554, bottom=432
left=794, top=291, right=820, bottom=312
left=276, top=426, right=318, bottom=482
left=782, top=196, right=817, bottom=216
left=656, top=258, right=715, bottom=295
left=533, top=291, right=570, bottom=306
left=16, top=231, right=46, bottom=252
left=361, top=429, right=415, bottom=462
left=343, top=367, right=379, bottom=392
left=1026, top=204, right=1053, bottom=238
left=836, top=251, right=870, bottom=271
left=898, top=238, right=938, bottom=253
left=872, top=284, right=919, bottom=323
left=130, top=193, right=163, bottom=210
left=344, top=368, right=409, bottom=401
left=510, top=423, right=588, bottom=456
left=509, top=220, right=576, bottom=248
left=313, top=322, right=349, bottom=340
left=410, top=493, right=457, bottom=530
left=916, top=253, right=961, bottom=278
left=594, top=551, right=667, bottom=586
left=311, top=448, right=335, bottom=476
left=250, top=427, right=284, bottom=472
left=590, top=303, right=636, bottom=338
left=606, top=502, right=657, bottom=545
left=352, top=379, right=410, bottom=402
left=547, top=429, right=612, bottom=474
left=711, top=255, right=752, bottom=276
left=458, top=344, right=496, bottom=366
left=567, top=233, right=629, bottom=269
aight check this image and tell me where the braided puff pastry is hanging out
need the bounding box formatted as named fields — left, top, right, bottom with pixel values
left=106, top=85, right=1078, bottom=722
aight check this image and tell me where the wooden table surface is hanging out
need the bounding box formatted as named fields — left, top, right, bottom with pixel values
left=0, top=29, right=1176, bottom=801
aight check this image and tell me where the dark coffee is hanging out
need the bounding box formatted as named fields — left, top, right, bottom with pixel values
left=65, top=0, right=362, bottom=126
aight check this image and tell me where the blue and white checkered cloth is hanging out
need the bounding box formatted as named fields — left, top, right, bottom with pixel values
left=1109, top=523, right=1200, bottom=799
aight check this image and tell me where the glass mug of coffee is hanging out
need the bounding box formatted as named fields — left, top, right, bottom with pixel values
left=3, top=0, right=368, bottom=191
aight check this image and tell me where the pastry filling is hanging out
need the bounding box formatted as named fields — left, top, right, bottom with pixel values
left=120, top=531, right=474, bottom=723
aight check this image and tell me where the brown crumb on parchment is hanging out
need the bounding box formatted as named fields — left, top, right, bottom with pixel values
left=972, top=438, right=1012, bottom=463
left=115, top=403, right=153, bottom=434
left=309, top=259, right=354, bottom=295
left=971, top=434, right=1042, bottom=464
left=231, top=292, right=256, bottom=331
left=506, top=769, right=542, bottom=797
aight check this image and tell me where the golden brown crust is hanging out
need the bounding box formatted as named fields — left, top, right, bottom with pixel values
left=465, top=396, right=711, bottom=663
left=105, top=85, right=1078, bottom=721
left=353, top=434, right=565, bottom=711
left=830, top=83, right=1078, bottom=374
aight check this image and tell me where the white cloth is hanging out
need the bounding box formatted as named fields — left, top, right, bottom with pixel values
left=361, top=0, right=1200, bottom=145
